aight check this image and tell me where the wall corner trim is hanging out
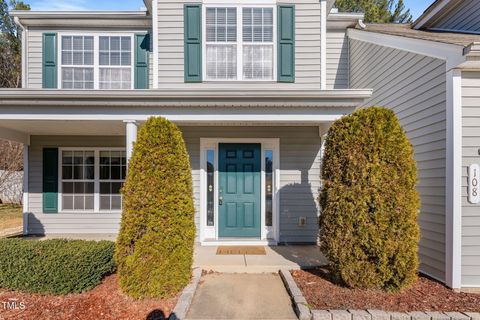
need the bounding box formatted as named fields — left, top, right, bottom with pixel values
left=445, top=68, right=462, bottom=289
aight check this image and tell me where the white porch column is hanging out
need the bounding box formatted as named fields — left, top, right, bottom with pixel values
left=22, top=144, right=29, bottom=235
left=124, top=120, right=138, bottom=166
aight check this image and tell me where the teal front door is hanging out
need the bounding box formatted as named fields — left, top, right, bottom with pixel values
left=218, top=143, right=261, bottom=238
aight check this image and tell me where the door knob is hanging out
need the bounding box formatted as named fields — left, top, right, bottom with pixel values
left=219, top=196, right=223, bottom=205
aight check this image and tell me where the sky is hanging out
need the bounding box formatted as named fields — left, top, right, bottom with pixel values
left=28, top=0, right=433, bottom=20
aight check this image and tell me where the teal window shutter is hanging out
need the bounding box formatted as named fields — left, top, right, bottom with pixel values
left=135, top=33, right=150, bottom=89
left=184, top=4, right=202, bottom=82
left=277, top=5, right=295, bottom=83
left=43, top=148, right=58, bottom=213
left=42, top=33, right=57, bottom=88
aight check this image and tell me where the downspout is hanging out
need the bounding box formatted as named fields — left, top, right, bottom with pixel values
left=14, top=17, right=27, bottom=88
left=320, top=0, right=327, bottom=90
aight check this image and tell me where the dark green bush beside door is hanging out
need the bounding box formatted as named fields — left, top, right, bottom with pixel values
left=115, top=117, right=195, bottom=299
left=319, top=107, right=420, bottom=292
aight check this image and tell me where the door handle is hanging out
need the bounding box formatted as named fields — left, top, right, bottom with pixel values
left=219, top=196, right=223, bottom=205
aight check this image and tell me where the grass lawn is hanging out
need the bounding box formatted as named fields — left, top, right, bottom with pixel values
left=0, top=203, right=22, bottom=232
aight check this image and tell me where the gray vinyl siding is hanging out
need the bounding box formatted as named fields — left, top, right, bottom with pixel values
left=326, top=29, right=349, bottom=89
left=349, top=39, right=447, bottom=282
left=25, top=28, right=154, bottom=89
left=432, top=0, right=480, bottom=33
left=157, top=0, right=322, bottom=89
left=461, top=71, right=480, bottom=287
left=27, top=136, right=125, bottom=235
left=27, top=128, right=321, bottom=243
left=26, top=29, right=43, bottom=88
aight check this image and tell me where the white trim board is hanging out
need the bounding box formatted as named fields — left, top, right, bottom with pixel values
left=445, top=69, right=462, bottom=289
left=347, top=28, right=466, bottom=70
left=199, top=138, right=280, bottom=245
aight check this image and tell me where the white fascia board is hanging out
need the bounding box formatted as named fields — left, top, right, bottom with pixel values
left=11, top=11, right=148, bottom=18
left=445, top=69, right=462, bottom=289
left=413, top=0, right=453, bottom=29
left=348, top=28, right=466, bottom=70
left=0, top=107, right=352, bottom=123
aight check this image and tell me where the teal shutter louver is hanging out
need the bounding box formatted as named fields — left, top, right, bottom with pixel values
left=135, top=33, right=150, bottom=89
left=42, top=33, right=57, bottom=88
left=277, top=5, right=295, bottom=83
left=43, top=148, right=58, bottom=213
left=184, top=4, right=202, bottom=82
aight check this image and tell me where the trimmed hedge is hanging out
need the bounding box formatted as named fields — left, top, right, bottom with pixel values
left=0, top=239, right=115, bottom=295
left=319, top=107, right=420, bottom=291
left=115, top=117, right=195, bottom=299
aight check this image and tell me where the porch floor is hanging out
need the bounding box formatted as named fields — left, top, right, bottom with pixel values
left=193, top=245, right=328, bottom=273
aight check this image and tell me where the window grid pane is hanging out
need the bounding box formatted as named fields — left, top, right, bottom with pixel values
left=99, top=36, right=132, bottom=89
left=99, top=150, right=127, bottom=211
left=61, top=36, right=94, bottom=89
left=61, top=150, right=95, bottom=211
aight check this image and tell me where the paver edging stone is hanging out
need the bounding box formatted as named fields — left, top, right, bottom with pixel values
left=169, top=267, right=203, bottom=320
left=280, top=268, right=312, bottom=320
left=280, top=269, right=480, bottom=320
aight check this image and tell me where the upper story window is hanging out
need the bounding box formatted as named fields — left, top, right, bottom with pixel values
left=204, top=6, right=275, bottom=81
left=61, top=36, right=94, bottom=89
left=59, top=34, right=134, bottom=90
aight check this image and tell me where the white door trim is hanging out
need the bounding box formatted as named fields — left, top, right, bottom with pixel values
left=199, top=138, right=280, bottom=245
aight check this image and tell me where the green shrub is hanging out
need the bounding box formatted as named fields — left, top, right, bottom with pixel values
left=0, top=239, right=115, bottom=295
left=319, top=107, right=420, bottom=291
left=115, top=117, right=195, bottom=299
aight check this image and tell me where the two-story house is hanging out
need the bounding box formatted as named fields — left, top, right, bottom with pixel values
left=0, top=0, right=479, bottom=292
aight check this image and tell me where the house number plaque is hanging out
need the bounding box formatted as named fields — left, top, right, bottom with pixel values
left=468, top=164, right=480, bottom=204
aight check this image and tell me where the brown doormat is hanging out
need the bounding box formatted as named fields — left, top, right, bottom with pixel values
left=216, top=246, right=266, bottom=255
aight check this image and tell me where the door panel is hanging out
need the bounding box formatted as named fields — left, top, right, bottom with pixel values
left=219, top=143, right=261, bottom=238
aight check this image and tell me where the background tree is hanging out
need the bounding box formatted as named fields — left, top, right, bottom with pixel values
left=0, top=139, right=23, bottom=203
left=336, top=0, right=412, bottom=23
left=320, top=107, right=420, bottom=291
left=0, top=0, right=30, bottom=88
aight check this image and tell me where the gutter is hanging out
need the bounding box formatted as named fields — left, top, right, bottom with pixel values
left=10, top=10, right=149, bottom=19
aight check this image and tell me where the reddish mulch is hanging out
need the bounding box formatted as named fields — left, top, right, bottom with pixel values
left=0, top=274, right=178, bottom=320
left=292, top=268, right=480, bottom=312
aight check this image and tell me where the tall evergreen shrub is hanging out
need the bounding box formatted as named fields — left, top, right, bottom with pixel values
left=115, top=117, right=195, bottom=299
left=319, top=107, right=420, bottom=291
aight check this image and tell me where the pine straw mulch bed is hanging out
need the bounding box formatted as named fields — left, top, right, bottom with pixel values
left=0, top=274, right=177, bottom=320
left=291, top=268, right=480, bottom=312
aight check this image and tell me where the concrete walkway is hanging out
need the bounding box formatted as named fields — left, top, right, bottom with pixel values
left=186, top=273, right=297, bottom=320
left=194, top=245, right=328, bottom=273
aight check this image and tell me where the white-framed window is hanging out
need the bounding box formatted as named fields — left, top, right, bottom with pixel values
left=99, top=36, right=132, bottom=89
left=61, top=36, right=94, bottom=89
left=203, top=5, right=276, bottom=81
left=59, top=148, right=126, bottom=213
left=58, top=33, right=135, bottom=90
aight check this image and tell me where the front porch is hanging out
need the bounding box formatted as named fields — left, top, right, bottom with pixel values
left=194, top=244, right=328, bottom=273
left=0, top=88, right=372, bottom=244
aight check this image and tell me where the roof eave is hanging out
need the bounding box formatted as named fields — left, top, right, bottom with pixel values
left=413, top=0, right=461, bottom=30
left=0, top=89, right=373, bottom=108
left=11, top=10, right=151, bottom=28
